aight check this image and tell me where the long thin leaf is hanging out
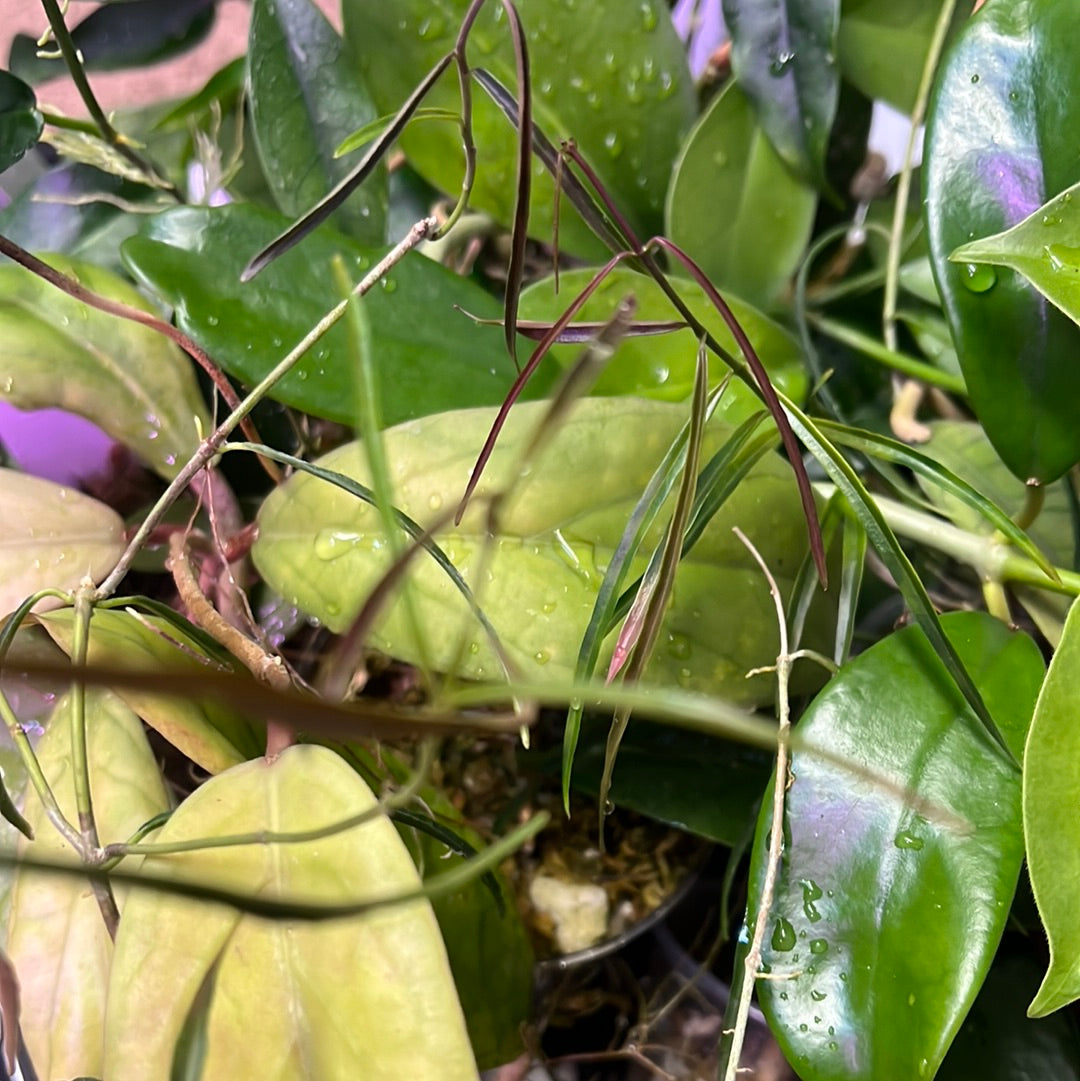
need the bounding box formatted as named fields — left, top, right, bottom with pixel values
left=815, top=419, right=1060, bottom=584
left=782, top=397, right=1013, bottom=763
left=240, top=51, right=454, bottom=280
left=598, top=348, right=710, bottom=826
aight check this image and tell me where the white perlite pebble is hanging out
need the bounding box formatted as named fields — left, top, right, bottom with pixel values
left=529, top=874, right=609, bottom=955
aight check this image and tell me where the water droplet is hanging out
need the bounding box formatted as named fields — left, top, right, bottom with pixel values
left=658, top=70, right=675, bottom=98
left=539, top=78, right=553, bottom=96
left=970, top=72, right=980, bottom=84
left=428, top=493, right=443, bottom=511
left=297, top=370, right=308, bottom=381
left=468, top=641, right=480, bottom=654
left=799, top=1023, right=809, bottom=1033
left=1042, top=213, right=1061, bottom=226
left=894, top=829, right=925, bottom=850
left=603, top=798, right=616, bottom=815
left=919, top=1058, right=930, bottom=1077
left=271, top=336, right=283, bottom=348
left=712, top=149, right=728, bottom=169
left=603, top=50, right=617, bottom=72
left=542, top=599, right=557, bottom=614
left=533, top=649, right=551, bottom=666
left=417, top=14, right=445, bottom=39
left=810, top=938, right=828, bottom=955
left=381, top=277, right=397, bottom=293
left=829, top=1041, right=838, bottom=1052
left=908, top=992, right=917, bottom=1006
left=1, top=377, right=12, bottom=394
left=314, top=528, right=360, bottom=561
left=207, top=314, right=219, bottom=327
left=771, top=917, right=796, bottom=952
left=1009, top=89, right=1020, bottom=102
left=961, top=263, right=996, bottom=292
left=625, top=80, right=644, bottom=104
left=677, top=667, right=693, bottom=688
left=779, top=991, right=788, bottom=1000
left=640, top=2, right=657, bottom=31
left=769, top=50, right=796, bottom=76
left=801, top=879, right=823, bottom=921
left=667, top=632, right=692, bottom=660
left=839, top=972, right=848, bottom=982
left=811, top=989, right=827, bottom=1002
left=586, top=91, right=601, bottom=110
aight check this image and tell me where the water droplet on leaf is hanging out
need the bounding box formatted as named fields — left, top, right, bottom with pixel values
left=771, top=917, right=796, bottom=952
left=894, top=829, right=925, bottom=850
left=810, top=938, right=828, bottom=955
left=961, top=263, right=996, bottom=292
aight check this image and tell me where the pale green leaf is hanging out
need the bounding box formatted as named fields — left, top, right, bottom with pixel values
left=1025, top=596, right=1080, bottom=1016
left=0, top=469, right=124, bottom=618
left=253, top=398, right=833, bottom=703
left=6, top=689, right=170, bottom=1081
left=105, top=744, right=478, bottom=1080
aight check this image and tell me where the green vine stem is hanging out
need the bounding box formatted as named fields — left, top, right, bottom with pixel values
left=101, top=740, right=438, bottom=866
left=69, top=585, right=119, bottom=936
left=0, top=590, right=83, bottom=850
left=37, top=0, right=183, bottom=201
left=882, top=0, right=959, bottom=353
left=92, top=215, right=438, bottom=601
left=817, top=483, right=1080, bottom=595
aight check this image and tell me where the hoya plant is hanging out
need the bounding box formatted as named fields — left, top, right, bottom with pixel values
left=1, top=0, right=1079, bottom=1078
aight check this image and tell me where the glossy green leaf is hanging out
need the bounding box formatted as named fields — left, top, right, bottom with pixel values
left=0, top=470, right=124, bottom=618
left=105, top=744, right=479, bottom=1080
left=571, top=721, right=771, bottom=845
left=9, top=0, right=215, bottom=85
left=722, top=0, right=840, bottom=186
left=938, top=944, right=1080, bottom=1080
left=837, top=0, right=966, bottom=113
left=121, top=204, right=558, bottom=427
left=665, top=82, right=818, bottom=308
left=152, top=56, right=246, bottom=132
left=7, top=688, right=170, bottom=1081
left=950, top=180, right=1080, bottom=327
left=749, top=612, right=1043, bottom=1080
left=37, top=607, right=262, bottom=774
left=253, top=398, right=828, bottom=703
left=342, top=0, right=696, bottom=257
left=0, top=70, right=41, bottom=173
left=1024, top=597, right=1080, bottom=1016
left=924, top=0, right=1080, bottom=483
left=0, top=253, right=210, bottom=478
left=517, top=268, right=808, bottom=418
left=248, top=0, right=385, bottom=244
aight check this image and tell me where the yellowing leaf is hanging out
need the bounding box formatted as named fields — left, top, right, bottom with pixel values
left=253, top=398, right=832, bottom=703
left=6, top=689, right=170, bottom=1081
left=104, top=744, right=478, bottom=1081
left=0, top=469, right=124, bottom=618
left=37, top=607, right=262, bottom=773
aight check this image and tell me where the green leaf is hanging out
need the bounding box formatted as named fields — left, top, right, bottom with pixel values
left=665, top=82, right=818, bottom=308
left=248, top=0, right=386, bottom=244
left=517, top=267, right=809, bottom=417
left=9, top=0, right=215, bottom=84
left=1024, top=597, right=1080, bottom=1016
left=7, top=688, right=170, bottom=1081
left=722, top=0, right=840, bottom=187
left=105, top=744, right=479, bottom=1080
left=950, top=180, right=1080, bottom=328
left=0, top=70, right=41, bottom=172
left=36, top=607, right=262, bottom=773
left=152, top=56, right=246, bottom=132
left=342, top=0, right=696, bottom=257
left=121, top=204, right=558, bottom=426
left=924, top=0, right=1080, bottom=483
left=253, top=398, right=829, bottom=703
left=837, top=0, right=967, bottom=113
left=0, top=470, right=124, bottom=618
left=571, top=722, right=771, bottom=845
left=749, top=612, right=1043, bottom=1080
left=0, top=253, right=210, bottom=479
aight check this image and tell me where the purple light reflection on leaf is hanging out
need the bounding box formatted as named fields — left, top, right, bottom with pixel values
left=0, top=402, right=114, bottom=486
left=672, top=0, right=726, bottom=80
